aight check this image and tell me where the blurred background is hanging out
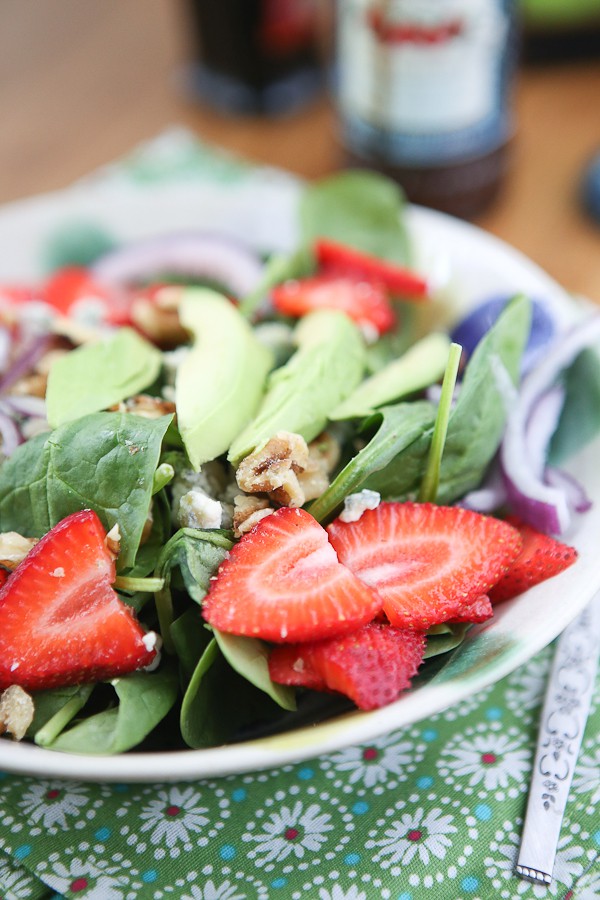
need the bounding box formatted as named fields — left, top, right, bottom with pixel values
left=0, top=0, right=599, bottom=296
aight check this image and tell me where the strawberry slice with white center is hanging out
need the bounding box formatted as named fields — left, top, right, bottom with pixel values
left=271, top=275, right=396, bottom=335
left=202, top=507, right=382, bottom=643
left=0, top=510, right=157, bottom=691
left=269, top=623, right=426, bottom=710
left=327, top=502, right=522, bottom=630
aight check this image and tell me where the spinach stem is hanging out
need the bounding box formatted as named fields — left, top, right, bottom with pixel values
left=114, top=575, right=165, bottom=593
left=418, top=342, right=462, bottom=503
left=152, top=462, right=175, bottom=495
left=34, top=686, right=94, bottom=747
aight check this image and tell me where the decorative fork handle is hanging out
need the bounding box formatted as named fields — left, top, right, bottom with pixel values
left=516, top=591, right=600, bottom=885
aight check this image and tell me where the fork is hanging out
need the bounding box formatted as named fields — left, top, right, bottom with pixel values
left=516, top=590, right=600, bottom=885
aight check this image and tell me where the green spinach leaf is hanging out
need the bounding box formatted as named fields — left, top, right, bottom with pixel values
left=308, top=400, right=436, bottom=523
left=0, top=412, right=172, bottom=568
left=213, top=629, right=296, bottom=711
left=46, top=327, right=162, bottom=427
left=300, top=170, right=411, bottom=264
left=42, top=666, right=179, bottom=754
left=154, top=528, right=233, bottom=650
left=180, top=639, right=280, bottom=749
left=549, top=347, right=600, bottom=464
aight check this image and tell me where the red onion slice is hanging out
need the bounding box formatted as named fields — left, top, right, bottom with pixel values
left=0, top=409, right=22, bottom=457
left=0, top=395, right=47, bottom=418
left=0, top=334, right=53, bottom=393
left=500, top=313, right=600, bottom=534
left=91, top=232, right=264, bottom=298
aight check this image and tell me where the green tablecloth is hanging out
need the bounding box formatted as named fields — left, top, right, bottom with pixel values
left=0, top=642, right=598, bottom=900
left=0, top=132, right=598, bottom=900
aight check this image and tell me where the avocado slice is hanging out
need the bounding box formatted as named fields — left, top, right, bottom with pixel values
left=175, top=289, right=273, bottom=470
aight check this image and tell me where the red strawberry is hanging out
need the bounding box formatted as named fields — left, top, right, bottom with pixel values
left=0, top=510, right=157, bottom=691
left=488, top=517, right=578, bottom=604
left=43, top=266, right=130, bottom=324
left=202, top=507, right=382, bottom=643
left=449, top=594, right=493, bottom=624
left=315, top=238, right=429, bottom=299
left=327, top=502, right=522, bottom=630
left=271, top=275, right=396, bottom=335
left=269, top=623, right=426, bottom=710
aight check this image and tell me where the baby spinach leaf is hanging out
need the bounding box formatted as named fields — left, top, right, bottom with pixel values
left=213, top=629, right=296, bottom=711
left=170, top=608, right=213, bottom=681
left=367, top=296, right=531, bottom=504
left=0, top=412, right=172, bottom=569
left=45, top=327, right=162, bottom=427
left=300, top=170, right=411, bottom=264
left=549, top=347, right=600, bottom=464
left=331, top=332, right=451, bottom=420
left=308, top=401, right=436, bottom=523
left=42, top=666, right=179, bottom=755
left=180, top=639, right=281, bottom=749
left=423, top=623, right=471, bottom=659
left=29, top=684, right=94, bottom=744
left=154, top=528, right=233, bottom=650
left=229, top=310, right=366, bottom=464
left=434, top=294, right=531, bottom=503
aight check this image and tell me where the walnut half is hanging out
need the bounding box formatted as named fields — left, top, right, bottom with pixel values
left=235, top=432, right=309, bottom=508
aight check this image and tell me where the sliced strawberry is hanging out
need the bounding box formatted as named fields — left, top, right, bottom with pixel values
left=0, top=510, right=157, bottom=691
left=43, top=266, right=131, bottom=324
left=268, top=643, right=327, bottom=691
left=269, top=623, right=426, bottom=710
left=449, top=594, right=493, bottom=624
left=202, top=507, right=382, bottom=643
left=271, top=275, right=396, bottom=335
left=315, top=238, right=429, bottom=299
left=488, top=516, right=578, bottom=604
left=327, top=502, right=522, bottom=630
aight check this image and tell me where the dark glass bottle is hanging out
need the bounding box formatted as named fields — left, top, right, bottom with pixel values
left=335, top=0, right=519, bottom=219
left=182, top=0, right=323, bottom=116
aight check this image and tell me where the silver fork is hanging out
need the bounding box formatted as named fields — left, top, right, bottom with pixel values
left=516, top=591, right=600, bottom=885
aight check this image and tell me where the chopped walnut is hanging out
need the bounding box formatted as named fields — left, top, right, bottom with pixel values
left=8, top=373, right=47, bottom=398
left=110, top=394, right=176, bottom=419
left=34, top=347, right=70, bottom=377
left=0, top=532, right=38, bottom=570
left=236, top=432, right=309, bottom=508
left=0, top=685, right=34, bottom=741
left=233, top=494, right=274, bottom=537
left=297, top=432, right=342, bottom=502
left=131, top=293, right=188, bottom=349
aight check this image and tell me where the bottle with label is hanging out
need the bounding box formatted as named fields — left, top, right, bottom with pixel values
left=181, top=0, right=323, bottom=116
left=335, top=0, right=519, bottom=219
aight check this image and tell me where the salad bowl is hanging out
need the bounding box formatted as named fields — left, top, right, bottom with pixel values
left=0, top=171, right=598, bottom=782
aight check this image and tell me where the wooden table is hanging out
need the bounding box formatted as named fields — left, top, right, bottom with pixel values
left=1, top=0, right=600, bottom=299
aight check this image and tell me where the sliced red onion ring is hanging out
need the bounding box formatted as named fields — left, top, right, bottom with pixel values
left=544, top=466, right=593, bottom=514
left=0, top=409, right=22, bottom=456
left=524, top=384, right=565, bottom=479
left=500, top=313, right=600, bottom=534
left=459, top=463, right=507, bottom=513
left=0, top=334, right=53, bottom=393
left=92, top=232, right=264, bottom=298
left=0, top=328, right=11, bottom=374
left=0, top=394, right=47, bottom=418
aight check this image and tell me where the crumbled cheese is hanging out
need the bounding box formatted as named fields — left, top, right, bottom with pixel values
left=177, top=490, right=223, bottom=530
left=142, top=632, right=162, bottom=672
left=339, top=490, right=381, bottom=523
left=50, top=567, right=65, bottom=578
